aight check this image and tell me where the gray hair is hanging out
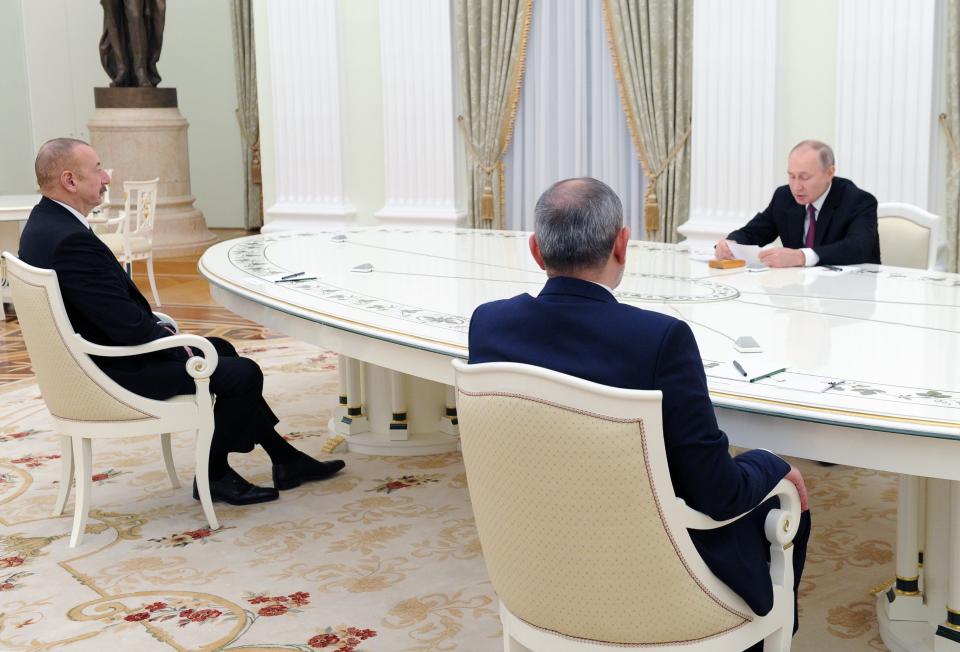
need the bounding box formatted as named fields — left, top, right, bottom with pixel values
left=790, top=139, right=835, bottom=170
left=35, top=137, right=88, bottom=189
left=533, top=177, right=623, bottom=274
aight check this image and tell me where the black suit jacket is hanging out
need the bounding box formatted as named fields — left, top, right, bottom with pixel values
left=18, top=197, right=184, bottom=382
left=469, top=276, right=792, bottom=615
left=727, top=177, right=880, bottom=265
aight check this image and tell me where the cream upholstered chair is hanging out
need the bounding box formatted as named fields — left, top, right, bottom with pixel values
left=2, top=252, right=220, bottom=548
left=453, top=360, right=801, bottom=652
left=96, top=178, right=161, bottom=305
left=877, top=202, right=947, bottom=271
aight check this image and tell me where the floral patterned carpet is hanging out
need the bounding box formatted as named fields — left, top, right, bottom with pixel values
left=0, top=328, right=898, bottom=650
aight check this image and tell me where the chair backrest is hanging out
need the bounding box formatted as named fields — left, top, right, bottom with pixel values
left=877, top=202, right=946, bottom=270
left=453, top=360, right=749, bottom=646
left=121, top=178, right=159, bottom=243
left=2, top=252, right=157, bottom=423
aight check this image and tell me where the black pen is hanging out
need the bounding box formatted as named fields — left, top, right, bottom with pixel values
left=276, top=276, right=317, bottom=283
left=822, top=265, right=842, bottom=272
left=732, top=360, right=748, bottom=377
left=281, top=271, right=305, bottom=280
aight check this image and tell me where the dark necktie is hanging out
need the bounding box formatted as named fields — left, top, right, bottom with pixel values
left=804, top=204, right=817, bottom=248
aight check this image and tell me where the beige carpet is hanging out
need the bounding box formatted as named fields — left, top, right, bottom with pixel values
left=0, top=338, right=897, bottom=650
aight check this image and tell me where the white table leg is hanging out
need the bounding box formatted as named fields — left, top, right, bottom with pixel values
left=884, top=474, right=927, bottom=620
left=934, top=480, right=960, bottom=650
left=336, top=357, right=369, bottom=435
left=440, top=385, right=459, bottom=436
left=335, top=354, right=348, bottom=421
left=388, top=371, right=409, bottom=441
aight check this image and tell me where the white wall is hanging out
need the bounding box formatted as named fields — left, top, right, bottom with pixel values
left=0, top=0, right=244, bottom=228
left=0, top=2, right=36, bottom=195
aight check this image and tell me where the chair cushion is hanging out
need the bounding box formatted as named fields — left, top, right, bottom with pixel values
left=97, top=233, right=152, bottom=256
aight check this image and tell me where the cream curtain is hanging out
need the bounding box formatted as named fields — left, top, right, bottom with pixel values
left=454, top=0, right=534, bottom=229
left=603, top=0, right=692, bottom=243
left=944, top=0, right=960, bottom=271
left=504, top=0, right=646, bottom=233
left=230, top=0, right=262, bottom=229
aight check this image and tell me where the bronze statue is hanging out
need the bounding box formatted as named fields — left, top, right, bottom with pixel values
left=99, top=0, right=166, bottom=87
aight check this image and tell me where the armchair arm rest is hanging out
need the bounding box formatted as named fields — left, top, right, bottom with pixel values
left=71, top=333, right=219, bottom=380
left=153, top=312, right=178, bottom=332
left=674, top=478, right=802, bottom=546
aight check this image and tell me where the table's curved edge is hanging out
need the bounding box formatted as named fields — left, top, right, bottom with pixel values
left=199, top=234, right=960, bottom=439
left=199, top=255, right=469, bottom=361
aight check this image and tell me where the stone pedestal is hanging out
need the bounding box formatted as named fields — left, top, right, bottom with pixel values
left=88, top=87, right=215, bottom=257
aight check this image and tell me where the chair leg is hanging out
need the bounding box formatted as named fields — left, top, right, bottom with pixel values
left=194, top=425, right=219, bottom=530
left=146, top=255, right=161, bottom=306
left=160, top=433, right=180, bottom=489
left=69, top=437, right=93, bottom=548
left=763, top=626, right=790, bottom=651
left=52, top=435, right=74, bottom=516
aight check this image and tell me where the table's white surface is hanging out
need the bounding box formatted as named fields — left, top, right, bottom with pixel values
left=200, top=228, right=960, bottom=440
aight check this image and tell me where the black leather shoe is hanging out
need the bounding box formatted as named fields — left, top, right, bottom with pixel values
left=272, top=453, right=345, bottom=490
left=192, top=468, right=279, bottom=505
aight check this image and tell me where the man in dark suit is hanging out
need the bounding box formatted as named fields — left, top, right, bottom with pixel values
left=715, top=140, right=880, bottom=267
left=19, top=138, right=344, bottom=505
left=469, top=178, right=811, bottom=646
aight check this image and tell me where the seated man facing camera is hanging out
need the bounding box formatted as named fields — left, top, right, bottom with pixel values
left=19, top=138, right=344, bottom=505
left=715, top=140, right=880, bottom=267
left=468, top=178, right=811, bottom=647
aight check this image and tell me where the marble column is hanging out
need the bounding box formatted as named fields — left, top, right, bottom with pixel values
left=677, top=0, right=781, bottom=248
left=374, top=0, right=465, bottom=226
left=262, top=0, right=356, bottom=232
left=835, top=0, right=941, bottom=210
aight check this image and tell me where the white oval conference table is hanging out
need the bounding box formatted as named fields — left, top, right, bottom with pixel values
left=200, top=227, right=960, bottom=652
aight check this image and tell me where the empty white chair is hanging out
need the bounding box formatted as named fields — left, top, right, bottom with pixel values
left=2, top=252, right=220, bottom=547
left=453, top=359, right=801, bottom=652
left=877, top=202, right=947, bottom=271
left=97, top=178, right=162, bottom=305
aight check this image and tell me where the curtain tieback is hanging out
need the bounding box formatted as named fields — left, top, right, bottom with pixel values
left=643, top=123, right=693, bottom=234
left=457, top=115, right=501, bottom=226
left=940, top=113, right=960, bottom=172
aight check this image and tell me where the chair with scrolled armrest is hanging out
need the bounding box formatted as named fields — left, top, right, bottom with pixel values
left=2, top=251, right=220, bottom=547
left=453, top=359, right=801, bottom=651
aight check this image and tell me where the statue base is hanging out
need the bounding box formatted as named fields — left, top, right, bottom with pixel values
left=89, top=87, right=215, bottom=257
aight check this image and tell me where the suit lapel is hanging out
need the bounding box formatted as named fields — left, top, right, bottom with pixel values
left=814, top=183, right=842, bottom=246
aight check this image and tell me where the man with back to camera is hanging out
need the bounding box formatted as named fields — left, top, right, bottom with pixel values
left=18, top=137, right=344, bottom=505
left=469, top=178, right=812, bottom=648
left=715, top=139, right=880, bottom=267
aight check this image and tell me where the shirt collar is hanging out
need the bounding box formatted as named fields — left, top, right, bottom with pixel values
left=810, top=183, right=832, bottom=213
left=587, top=279, right=617, bottom=300
left=50, top=198, right=90, bottom=229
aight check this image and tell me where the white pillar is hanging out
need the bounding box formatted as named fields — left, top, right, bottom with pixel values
left=835, top=0, right=940, bottom=210
left=678, top=0, right=781, bottom=247
left=388, top=371, right=409, bottom=441
left=262, top=0, right=356, bottom=232
left=374, top=0, right=465, bottom=226
left=935, top=481, right=960, bottom=650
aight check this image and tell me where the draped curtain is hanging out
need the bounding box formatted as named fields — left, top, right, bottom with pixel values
left=944, top=0, right=960, bottom=271
left=603, top=0, right=692, bottom=243
left=505, top=0, right=645, bottom=234
left=453, top=0, right=534, bottom=229
left=230, top=0, right=262, bottom=229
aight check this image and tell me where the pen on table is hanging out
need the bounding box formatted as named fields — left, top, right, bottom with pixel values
left=276, top=276, right=317, bottom=283
left=281, top=271, right=305, bottom=280
left=732, top=360, right=748, bottom=377
left=749, top=367, right=787, bottom=383
left=822, top=265, right=842, bottom=272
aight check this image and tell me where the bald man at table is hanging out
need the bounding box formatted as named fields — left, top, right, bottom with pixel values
left=715, top=140, right=880, bottom=268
